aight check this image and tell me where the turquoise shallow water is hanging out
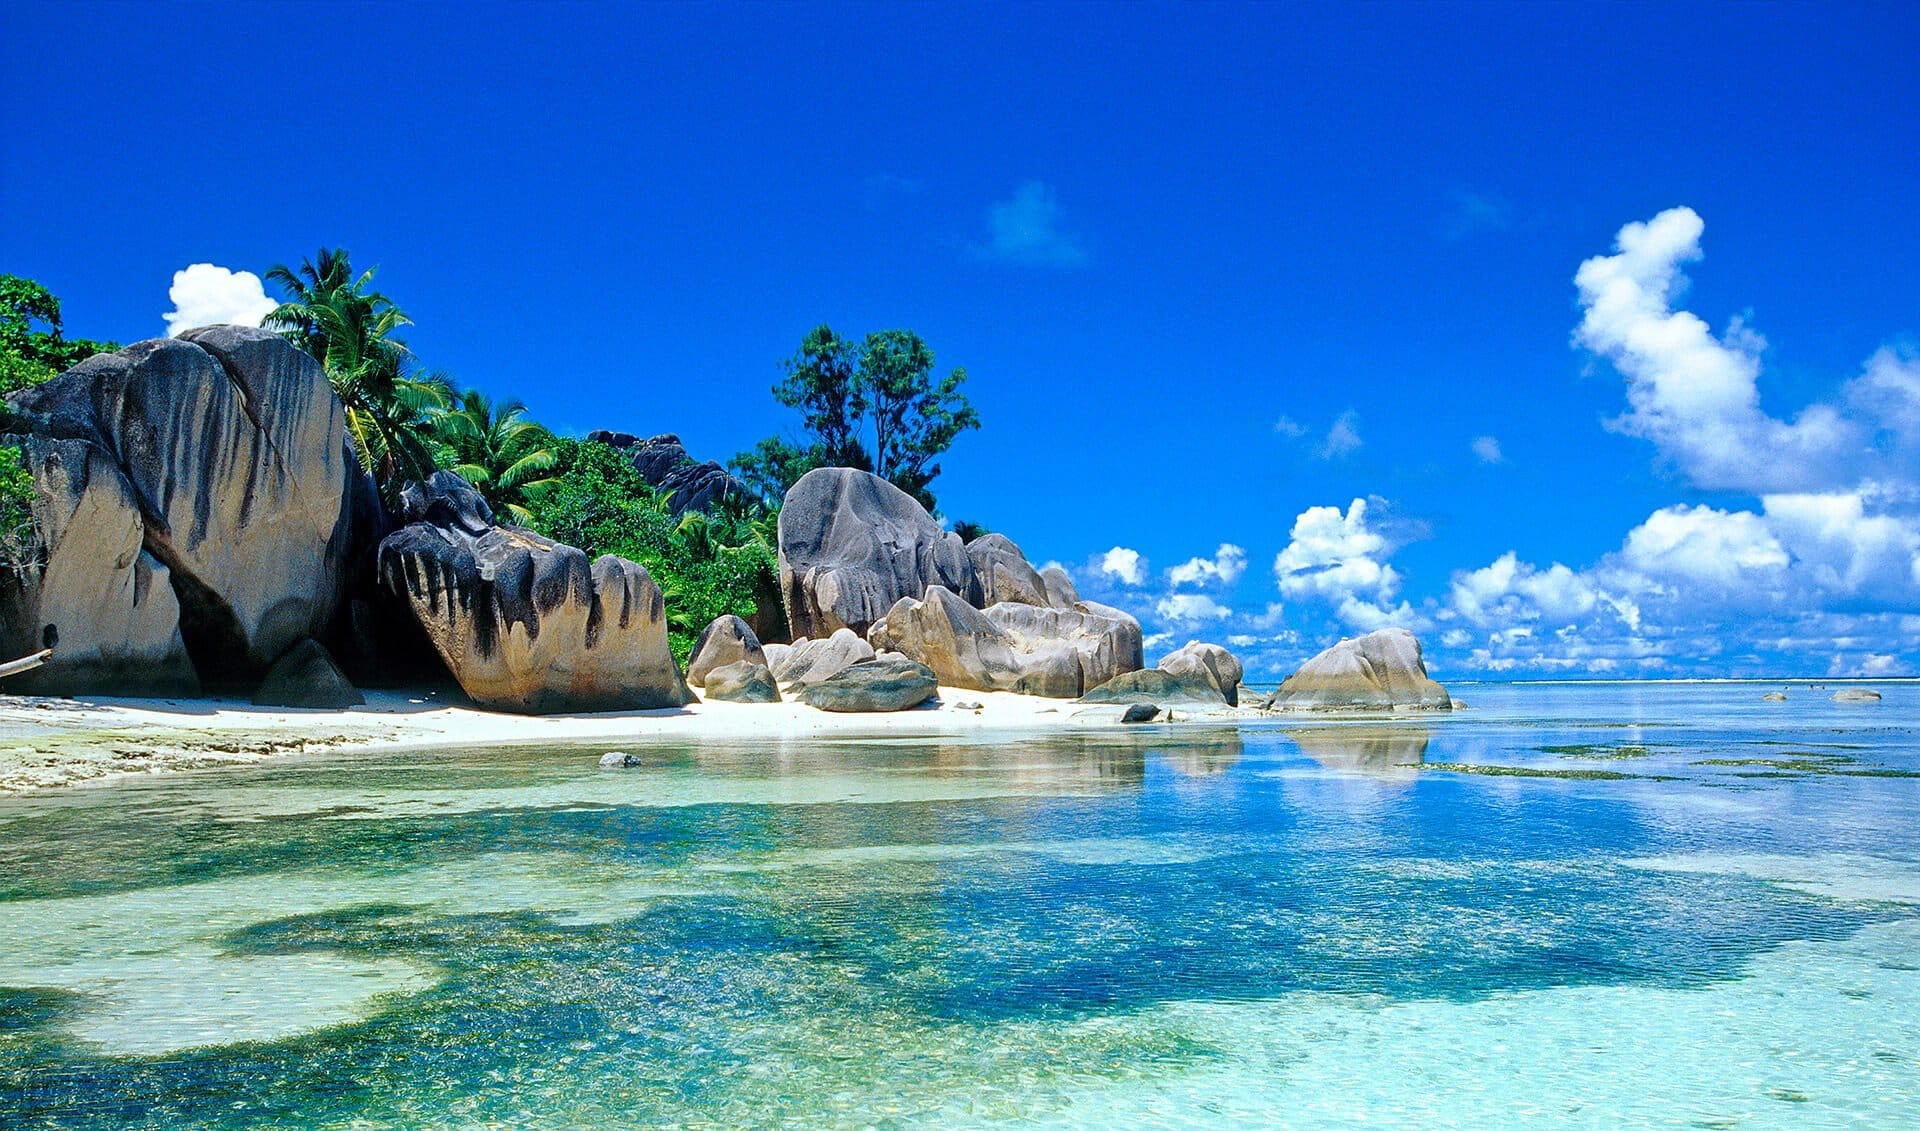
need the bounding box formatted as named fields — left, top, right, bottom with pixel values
left=1, top=683, right=1917, bottom=1128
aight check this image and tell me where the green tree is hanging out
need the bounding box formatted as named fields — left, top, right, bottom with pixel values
left=0, top=446, right=38, bottom=576
left=527, top=438, right=783, bottom=661
left=429, top=390, right=561, bottom=525
left=731, top=324, right=979, bottom=511
left=265, top=249, right=449, bottom=496
left=0, top=275, right=118, bottom=395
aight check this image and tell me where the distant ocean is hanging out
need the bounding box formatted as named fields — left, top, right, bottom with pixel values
left=3, top=681, right=1915, bottom=1128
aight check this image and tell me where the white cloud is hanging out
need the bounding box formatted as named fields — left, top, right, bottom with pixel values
left=1760, top=492, right=1920, bottom=599
left=1450, top=552, right=1599, bottom=628
left=1272, top=416, right=1307, bottom=438
left=1318, top=410, right=1363, bottom=459
left=1156, top=593, right=1233, bottom=623
left=1618, top=504, right=1789, bottom=589
left=1168, top=543, right=1247, bottom=587
left=1573, top=206, right=1857, bottom=492
left=1847, top=346, right=1920, bottom=450
left=1470, top=435, right=1504, bottom=463
left=973, top=181, right=1086, bottom=267
left=1274, top=499, right=1400, bottom=605
left=1098, top=546, right=1147, bottom=586
left=163, top=263, right=278, bottom=337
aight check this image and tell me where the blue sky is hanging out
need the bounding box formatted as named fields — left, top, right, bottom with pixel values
left=6, top=1, right=1918, bottom=679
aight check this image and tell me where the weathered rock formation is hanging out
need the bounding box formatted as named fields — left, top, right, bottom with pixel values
left=251, top=638, right=363, bottom=709
left=585, top=431, right=748, bottom=516
left=777, top=468, right=972, bottom=640
left=377, top=472, right=692, bottom=713
left=769, top=628, right=875, bottom=685
left=702, top=660, right=781, bottom=703
left=1080, top=667, right=1226, bottom=705
left=1, top=328, right=361, bottom=694
left=1264, top=628, right=1451, bottom=711
left=964, top=533, right=1048, bottom=608
left=1158, top=642, right=1245, bottom=706
left=1038, top=565, right=1080, bottom=609
left=983, top=600, right=1144, bottom=693
left=794, top=658, right=938, bottom=712
left=868, top=586, right=1082, bottom=696
left=686, top=614, right=767, bottom=688
left=1832, top=688, right=1882, bottom=703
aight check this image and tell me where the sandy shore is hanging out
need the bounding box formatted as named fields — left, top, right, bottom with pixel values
left=0, top=686, right=1263, bottom=795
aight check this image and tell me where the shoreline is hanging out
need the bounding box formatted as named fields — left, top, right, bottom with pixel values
left=0, top=687, right=1271, bottom=796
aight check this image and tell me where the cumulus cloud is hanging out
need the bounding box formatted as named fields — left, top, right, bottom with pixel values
left=1619, top=504, right=1789, bottom=589
left=1156, top=593, right=1233, bottom=623
left=1450, top=552, right=1600, bottom=628
left=1098, top=546, right=1147, bottom=586
left=1272, top=416, right=1307, bottom=438
left=973, top=181, right=1086, bottom=267
left=1168, top=543, right=1247, bottom=587
left=163, top=264, right=278, bottom=337
left=1272, top=498, right=1425, bottom=631
left=1470, top=435, right=1504, bottom=463
left=1574, top=207, right=1857, bottom=492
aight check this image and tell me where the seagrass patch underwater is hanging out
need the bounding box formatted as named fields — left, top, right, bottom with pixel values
left=1, top=682, right=1916, bottom=1128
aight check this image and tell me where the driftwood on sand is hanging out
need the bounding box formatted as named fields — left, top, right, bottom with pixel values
left=0, top=649, right=53, bottom=680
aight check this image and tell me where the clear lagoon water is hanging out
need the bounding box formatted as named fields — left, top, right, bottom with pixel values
left=2, top=682, right=1917, bottom=1128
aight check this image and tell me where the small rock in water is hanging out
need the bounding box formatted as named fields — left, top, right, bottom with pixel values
left=1121, top=703, right=1161, bottom=724
left=1762, top=691, right=1788, bottom=702
left=598, top=751, right=641, bottom=768
left=1831, top=689, right=1882, bottom=703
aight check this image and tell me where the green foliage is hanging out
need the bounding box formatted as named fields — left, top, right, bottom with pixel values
left=429, top=390, right=561, bottom=526
left=525, top=439, right=783, bottom=662
left=950, top=520, right=991, bottom=543
left=732, top=323, right=979, bottom=511
left=0, top=274, right=118, bottom=395
left=265, top=249, right=449, bottom=498
left=0, top=445, right=39, bottom=576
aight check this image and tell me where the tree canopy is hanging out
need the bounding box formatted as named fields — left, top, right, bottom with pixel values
left=429, top=390, right=561, bottom=526
left=731, top=324, right=979, bottom=511
left=0, top=275, right=118, bottom=395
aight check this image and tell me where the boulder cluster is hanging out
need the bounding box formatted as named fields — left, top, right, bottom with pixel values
left=0, top=331, right=1452, bottom=718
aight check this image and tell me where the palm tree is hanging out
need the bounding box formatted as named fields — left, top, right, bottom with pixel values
left=430, top=390, right=561, bottom=525
left=265, top=248, right=449, bottom=495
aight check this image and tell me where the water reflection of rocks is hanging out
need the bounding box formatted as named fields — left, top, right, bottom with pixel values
left=1287, top=727, right=1431, bottom=774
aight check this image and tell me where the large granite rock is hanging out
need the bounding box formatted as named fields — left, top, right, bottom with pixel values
left=982, top=600, right=1144, bottom=693
left=2, top=328, right=358, bottom=692
left=251, top=638, right=362, bottom=709
left=794, top=658, right=938, bottom=712
left=769, top=627, right=874, bottom=685
left=964, top=533, right=1048, bottom=608
left=1038, top=565, right=1081, bottom=609
left=0, top=435, right=198, bottom=696
left=1264, top=628, right=1451, bottom=712
left=586, top=431, right=748, bottom=516
left=702, top=660, right=781, bottom=703
left=376, top=472, right=692, bottom=713
left=868, top=586, right=1082, bottom=697
left=1080, top=668, right=1226, bottom=705
left=685, top=614, right=767, bottom=688
left=1158, top=642, right=1244, bottom=706
left=777, top=467, right=973, bottom=640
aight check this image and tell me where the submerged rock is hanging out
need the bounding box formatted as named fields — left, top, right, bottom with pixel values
left=1264, top=628, right=1451, bottom=712
left=377, top=473, right=692, bottom=714
left=795, top=658, right=939, bottom=712
left=251, top=638, right=362, bottom=709
left=598, top=751, right=640, bottom=769
left=770, top=628, right=874, bottom=685
left=1832, top=689, right=1882, bottom=703
left=1157, top=641, right=1244, bottom=706
left=685, top=614, right=767, bottom=688
left=1763, top=691, right=1788, bottom=702
left=777, top=467, right=972, bottom=640
left=702, top=660, right=781, bottom=703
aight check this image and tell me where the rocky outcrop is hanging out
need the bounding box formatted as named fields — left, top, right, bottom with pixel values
left=586, top=431, right=748, bottom=516
left=685, top=614, right=767, bottom=688
left=1158, top=642, right=1244, bottom=706
left=702, top=660, right=781, bottom=703
left=868, top=586, right=1082, bottom=697
left=251, top=638, right=362, bottom=709
left=1038, top=565, right=1080, bottom=609
left=777, top=468, right=973, bottom=640
left=769, top=628, right=874, bottom=685
left=2, top=328, right=359, bottom=693
left=794, top=658, right=939, bottom=712
left=376, top=473, right=692, bottom=713
left=1832, top=688, right=1882, bottom=703
left=983, top=600, right=1144, bottom=693
left=1080, top=668, right=1226, bottom=705
left=0, top=436, right=197, bottom=696
left=1264, top=628, right=1451, bottom=712
left=964, top=533, right=1048, bottom=608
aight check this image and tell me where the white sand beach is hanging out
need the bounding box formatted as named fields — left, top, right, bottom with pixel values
left=0, top=688, right=1264, bottom=795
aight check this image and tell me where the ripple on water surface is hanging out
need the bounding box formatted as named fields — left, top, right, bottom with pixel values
left=0, top=682, right=1916, bottom=1128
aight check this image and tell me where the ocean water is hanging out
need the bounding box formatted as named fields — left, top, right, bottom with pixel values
left=1, top=682, right=1916, bottom=1129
